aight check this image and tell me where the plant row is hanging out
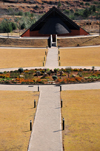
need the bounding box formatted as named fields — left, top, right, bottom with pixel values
left=0, top=67, right=100, bottom=85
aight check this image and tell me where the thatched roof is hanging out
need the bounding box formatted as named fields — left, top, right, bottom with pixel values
left=39, top=17, right=71, bottom=34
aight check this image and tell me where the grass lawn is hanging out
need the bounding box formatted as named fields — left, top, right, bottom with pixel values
left=0, top=48, right=47, bottom=68
left=0, top=90, right=39, bottom=151
left=61, top=89, right=100, bottom=151
left=59, top=47, right=100, bottom=66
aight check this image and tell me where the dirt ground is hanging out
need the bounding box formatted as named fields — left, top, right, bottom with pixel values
left=0, top=48, right=47, bottom=68
left=59, top=46, right=100, bottom=66
left=61, top=89, right=100, bottom=151
left=0, top=90, right=39, bottom=151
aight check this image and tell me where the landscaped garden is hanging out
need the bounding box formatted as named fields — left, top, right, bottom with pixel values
left=0, top=67, right=100, bottom=84
left=61, top=89, right=100, bottom=151
left=0, top=90, right=39, bottom=151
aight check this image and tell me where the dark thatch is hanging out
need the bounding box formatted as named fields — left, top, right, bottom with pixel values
left=39, top=17, right=71, bottom=34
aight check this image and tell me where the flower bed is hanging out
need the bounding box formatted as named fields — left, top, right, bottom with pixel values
left=0, top=68, right=100, bottom=85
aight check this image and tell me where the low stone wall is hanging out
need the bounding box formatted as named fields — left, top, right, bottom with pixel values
left=0, top=38, right=48, bottom=47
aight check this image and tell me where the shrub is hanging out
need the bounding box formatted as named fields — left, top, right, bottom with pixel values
left=66, top=67, right=72, bottom=72
left=79, top=68, right=83, bottom=72
left=11, top=22, right=17, bottom=30
left=80, top=2, right=84, bottom=5
left=61, top=81, right=65, bottom=84
left=67, top=78, right=76, bottom=83
left=83, top=8, right=90, bottom=18
left=25, top=12, right=31, bottom=17
left=0, top=19, right=17, bottom=33
left=62, top=73, right=66, bottom=76
left=36, top=79, right=44, bottom=84
left=59, top=70, right=63, bottom=76
left=77, top=44, right=80, bottom=46
left=65, top=10, right=70, bottom=14
left=74, top=12, right=80, bottom=16
left=54, top=68, right=59, bottom=73
left=52, top=75, right=58, bottom=81
left=21, top=23, right=26, bottom=29
left=57, top=78, right=62, bottom=83
left=75, top=77, right=82, bottom=82
left=18, top=11, right=24, bottom=16
left=78, top=72, right=82, bottom=77
left=85, top=2, right=90, bottom=6
left=36, top=71, right=41, bottom=76
left=47, top=71, right=51, bottom=76
left=18, top=68, right=24, bottom=74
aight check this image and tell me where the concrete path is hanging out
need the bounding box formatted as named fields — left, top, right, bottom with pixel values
left=28, top=85, right=62, bottom=151
left=0, top=84, right=37, bottom=91
left=0, top=82, right=100, bottom=91
left=62, top=82, right=100, bottom=91
left=45, top=47, right=58, bottom=68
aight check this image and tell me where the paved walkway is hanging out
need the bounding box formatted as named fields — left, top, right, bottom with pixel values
left=45, top=47, right=58, bottom=68
left=28, top=85, right=62, bottom=151
left=62, top=82, right=100, bottom=90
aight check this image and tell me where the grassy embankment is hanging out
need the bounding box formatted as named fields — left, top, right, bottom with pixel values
left=59, top=47, right=100, bottom=66
left=0, top=48, right=48, bottom=68
left=0, top=38, right=48, bottom=47
left=0, top=91, right=39, bottom=151
left=61, top=89, right=100, bottom=151
left=57, top=36, right=100, bottom=47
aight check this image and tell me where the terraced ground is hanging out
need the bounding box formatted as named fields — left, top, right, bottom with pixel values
left=61, top=89, right=100, bottom=151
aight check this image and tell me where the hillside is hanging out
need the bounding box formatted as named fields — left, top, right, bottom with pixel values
left=0, top=0, right=100, bottom=34
left=1, top=0, right=100, bottom=15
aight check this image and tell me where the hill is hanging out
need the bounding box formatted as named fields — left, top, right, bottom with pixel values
left=0, top=0, right=100, bottom=34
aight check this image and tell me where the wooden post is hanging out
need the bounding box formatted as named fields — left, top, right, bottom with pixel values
left=34, top=99, right=36, bottom=108
left=38, top=85, right=39, bottom=92
left=61, top=99, right=63, bottom=108
left=30, top=120, right=32, bottom=131
left=62, top=118, right=65, bottom=130
left=56, top=34, right=57, bottom=47
left=60, top=85, right=62, bottom=91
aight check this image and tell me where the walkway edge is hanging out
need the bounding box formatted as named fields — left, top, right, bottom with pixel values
left=27, top=89, right=41, bottom=151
